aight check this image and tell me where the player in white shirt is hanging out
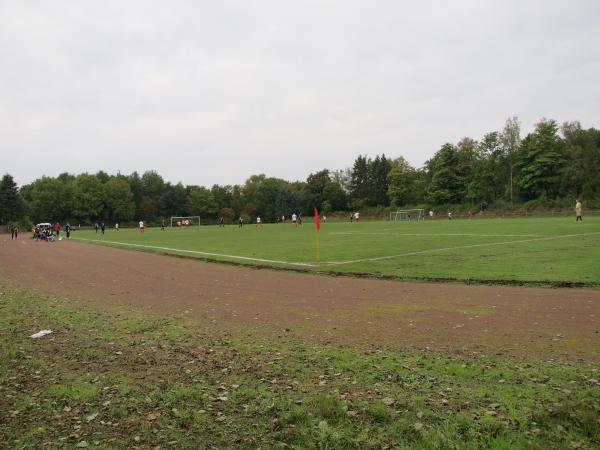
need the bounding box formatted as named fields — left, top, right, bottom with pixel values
left=139, top=220, right=144, bottom=233
left=292, top=213, right=297, bottom=226
left=256, top=216, right=262, bottom=227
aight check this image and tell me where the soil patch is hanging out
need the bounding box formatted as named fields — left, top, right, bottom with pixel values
left=1, top=236, right=599, bottom=357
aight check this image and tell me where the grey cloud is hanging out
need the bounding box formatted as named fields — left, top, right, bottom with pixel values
left=1, top=0, right=599, bottom=186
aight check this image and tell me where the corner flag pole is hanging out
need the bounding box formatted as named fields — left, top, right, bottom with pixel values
left=314, top=207, right=321, bottom=265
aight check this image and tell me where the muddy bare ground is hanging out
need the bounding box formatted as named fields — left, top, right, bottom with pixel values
left=1, top=235, right=599, bottom=357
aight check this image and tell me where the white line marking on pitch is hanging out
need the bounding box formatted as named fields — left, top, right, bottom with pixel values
left=324, top=231, right=600, bottom=266
left=331, top=232, right=542, bottom=237
left=71, top=238, right=316, bottom=267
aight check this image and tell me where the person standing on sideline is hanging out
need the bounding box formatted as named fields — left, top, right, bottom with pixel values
left=115, top=223, right=119, bottom=232
left=11, top=224, right=18, bottom=239
left=66, top=223, right=72, bottom=239
left=139, top=220, right=145, bottom=233
left=54, top=222, right=61, bottom=238
left=576, top=199, right=583, bottom=222
left=101, top=222, right=106, bottom=234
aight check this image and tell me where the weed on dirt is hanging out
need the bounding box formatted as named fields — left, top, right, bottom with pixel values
left=1, top=285, right=599, bottom=449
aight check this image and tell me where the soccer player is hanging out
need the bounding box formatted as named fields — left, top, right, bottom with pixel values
left=576, top=199, right=583, bottom=222
left=448, top=211, right=453, bottom=220
left=11, top=224, right=18, bottom=239
left=219, top=216, right=224, bottom=227
left=161, top=220, right=165, bottom=230
left=139, top=220, right=145, bottom=233
left=101, top=222, right=106, bottom=234
left=429, top=210, right=434, bottom=219
left=292, top=213, right=297, bottom=227
left=54, top=222, right=61, bottom=238
left=238, top=216, right=243, bottom=228
left=115, top=223, right=119, bottom=232
left=66, top=223, right=72, bottom=239
left=94, top=223, right=99, bottom=233
left=256, top=216, right=262, bottom=227
left=354, top=211, right=360, bottom=223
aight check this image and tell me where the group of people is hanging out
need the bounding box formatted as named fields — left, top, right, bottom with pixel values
left=7, top=200, right=587, bottom=243
left=235, top=212, right=310, bottom=228
left=29, top=222, right=73, bottom=241
left=433, top=199, right=585, bottom=221
left=94, top=222, right=106, bottom=234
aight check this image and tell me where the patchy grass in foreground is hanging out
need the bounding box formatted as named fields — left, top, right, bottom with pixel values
left=0, top=284, right=599, bottom=449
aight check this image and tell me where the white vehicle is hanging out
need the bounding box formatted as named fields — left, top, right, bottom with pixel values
left=33, top=223, right=54, bottom=241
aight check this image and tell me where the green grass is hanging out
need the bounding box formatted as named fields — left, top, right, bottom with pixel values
left=1, top=284, right=599, bottom=449
left=71, top=217, right=600, bottom=286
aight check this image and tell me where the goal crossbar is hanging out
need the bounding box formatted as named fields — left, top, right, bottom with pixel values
left=390, top=209, right=425, bottom=221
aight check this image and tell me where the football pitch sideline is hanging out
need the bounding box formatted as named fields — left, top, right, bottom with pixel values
left=71, top=217, right=600, bottom=286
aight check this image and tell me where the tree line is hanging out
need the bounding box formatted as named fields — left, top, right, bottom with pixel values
left=1, top=117, right=599, bottom=226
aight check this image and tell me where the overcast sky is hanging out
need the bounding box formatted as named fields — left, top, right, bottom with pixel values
left=2, top=1, right=599, bottom=187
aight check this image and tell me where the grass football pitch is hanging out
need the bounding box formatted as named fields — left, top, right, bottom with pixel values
left=72, top=217, right=600, bottom=286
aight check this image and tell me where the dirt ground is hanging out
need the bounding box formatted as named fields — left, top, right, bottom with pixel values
left=1, top=235, right=599, bottom=357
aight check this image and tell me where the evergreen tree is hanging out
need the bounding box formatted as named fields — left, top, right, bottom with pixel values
left=561, top=122, right=600, bottom=199
left=467, top=132, right=504, bottom=203
left=0, top=174, right=24, bottom=224
left=368, top=154, right=391, bottom=206
left=426, top=144, right=461, bottom=204
left=350, top=155, right=370, bottom=207
left=517, top=119, right=566, bottom=200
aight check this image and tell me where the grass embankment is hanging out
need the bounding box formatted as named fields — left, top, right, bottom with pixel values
left=1, top=285, right=599, bottom=449
left=71, top=217, right=600, bottom=287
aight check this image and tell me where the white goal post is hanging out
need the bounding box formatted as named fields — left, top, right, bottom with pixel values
left=170, top=216, right=201, bottom=227
left=390, top=209, right=425, bottom=221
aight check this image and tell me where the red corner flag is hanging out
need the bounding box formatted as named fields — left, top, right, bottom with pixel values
left=314, top=207, right=320, bottom=231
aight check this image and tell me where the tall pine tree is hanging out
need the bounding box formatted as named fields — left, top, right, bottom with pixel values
left=0, top=174, right=25, bottom=224
left=517, top=120, right=566, bottom=200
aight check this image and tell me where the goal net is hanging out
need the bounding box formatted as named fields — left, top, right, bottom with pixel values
left=390, top=209, right=424, bottom=221
left=170, top=216, right=201, bottom=227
